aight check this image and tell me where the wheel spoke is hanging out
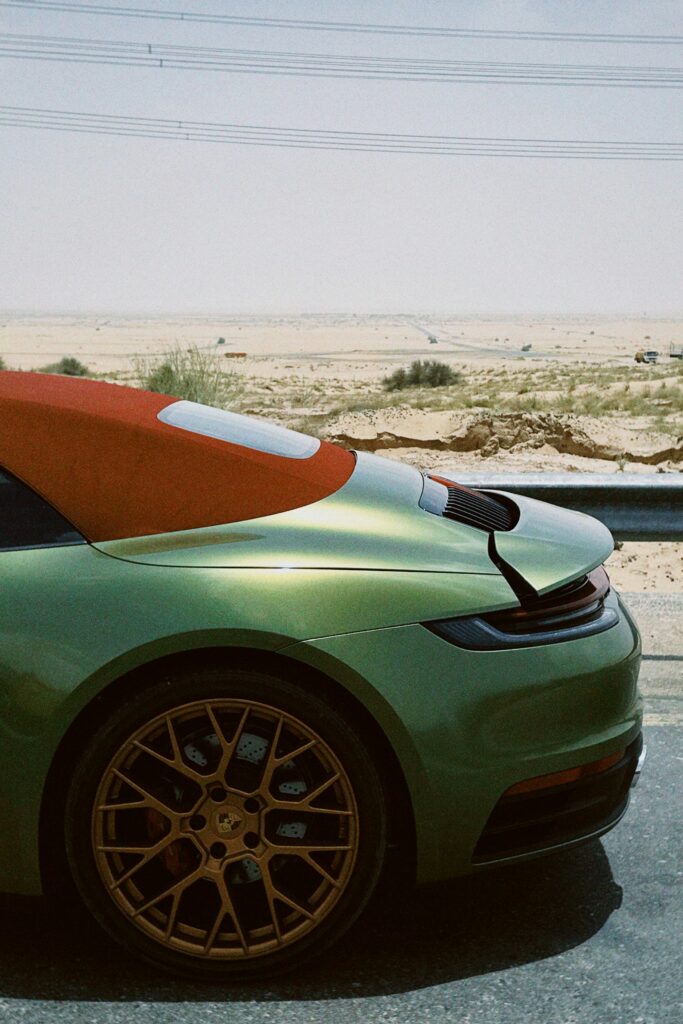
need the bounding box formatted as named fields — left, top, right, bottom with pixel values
left=97, top=842, right=166, bottom=854
left=131, top=867, right=205, bottom=918
left=106, top=834, right=182, bottom=891
left=260, top=860, right=286, bottom=937
left=260, top=860, right=283, bottom=943
left=164, top=892, right=181, bottom=940
left=261, top=730, right=318, bottom=791
left=202, top=908, right=226, bottom=955
left=132, top=735, right=205, bottom=783
left=268, top=801, right=352, bottom=817
left=304, top=773, right=340, bottom=805
left=258, top=716, right=285, bottom=790
left=202, top=873, right=248, bottom=954
left=267, top=773, right=351, bottom=816
left=272, top=737, right=317, bottom=766
left=165, top=715, right=183, bottom=763
left=97, top=798, right=148, bottom=812
left=273, top=888, right=314, bottom=922
left=266, top=841, right=353, bottom=854
left=109, top=768, right=179, bottom=816
left=206, top=703, right=250, bottom=779
left=300, top=853, right=343, bottom=889
left=260, top=858, right=315, bottom=923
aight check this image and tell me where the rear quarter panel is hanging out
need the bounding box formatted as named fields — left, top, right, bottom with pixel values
left=0, top=542, right=514, bottom=894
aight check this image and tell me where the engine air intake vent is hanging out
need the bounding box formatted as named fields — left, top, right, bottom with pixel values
left=421, top=475, right=518, bottom=532
left=443, top=483, right=516, bottom=533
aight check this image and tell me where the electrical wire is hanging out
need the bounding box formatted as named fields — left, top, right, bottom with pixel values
left=1, top=1, right=681, bottom=45
left=2, top=106, right=681, bottom=159
left=1, top=33, right=682, bottom=86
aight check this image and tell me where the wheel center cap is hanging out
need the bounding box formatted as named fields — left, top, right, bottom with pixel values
left=213, top=804, right=245, bottom=837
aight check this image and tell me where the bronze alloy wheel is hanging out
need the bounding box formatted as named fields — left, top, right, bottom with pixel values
left=65, top=671, right=387, bottom=977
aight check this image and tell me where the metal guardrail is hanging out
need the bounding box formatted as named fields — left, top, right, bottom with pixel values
left=450, top=472, right=683, bottom=541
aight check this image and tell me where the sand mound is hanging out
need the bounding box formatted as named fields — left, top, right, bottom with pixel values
left=327, top=410, right=683, bottom=465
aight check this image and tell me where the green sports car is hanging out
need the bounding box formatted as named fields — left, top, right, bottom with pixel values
left=0, top=371, right=643, bottom=979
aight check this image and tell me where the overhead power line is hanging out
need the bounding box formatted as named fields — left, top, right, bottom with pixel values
left=1, top=106, right=681, bottom=159
left=1, top=1, right=681, bottom=45
left=1, top=33, right=682, bottom=86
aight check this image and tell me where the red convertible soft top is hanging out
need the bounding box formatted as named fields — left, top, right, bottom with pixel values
left=0, top=372, right=354, bottom=541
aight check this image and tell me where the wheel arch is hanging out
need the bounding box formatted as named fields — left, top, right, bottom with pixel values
left=40, top=644, right=416, bottom=896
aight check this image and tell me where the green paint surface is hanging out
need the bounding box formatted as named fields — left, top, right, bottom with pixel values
left=0, top=453, right=641, bottom=893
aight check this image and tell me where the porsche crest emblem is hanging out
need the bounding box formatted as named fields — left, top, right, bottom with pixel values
left=216, top=809, right=243, bottom=834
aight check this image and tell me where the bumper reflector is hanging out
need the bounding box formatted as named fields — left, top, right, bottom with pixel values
left=506, top=749, right=625, bottom=796
left=473, top=734, right=642, bottom=863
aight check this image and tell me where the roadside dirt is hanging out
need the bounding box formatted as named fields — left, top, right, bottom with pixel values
left=327, top=410, right=683, bottom=468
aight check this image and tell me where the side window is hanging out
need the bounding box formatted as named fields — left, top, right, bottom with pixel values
left=0, top=469, right=85, bottom=551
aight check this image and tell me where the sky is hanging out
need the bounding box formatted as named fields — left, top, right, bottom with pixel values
left=0, top=0, right=681, bottom=315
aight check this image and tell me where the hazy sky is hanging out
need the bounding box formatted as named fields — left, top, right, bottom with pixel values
left=1, top=0, right=681, bottom=314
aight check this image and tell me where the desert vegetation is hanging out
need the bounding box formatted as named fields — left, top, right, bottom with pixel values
left=383, top=359, right=461, bottom=391
left=39, top=356, right=90, bottom=376
left=294, top=362, right=683, bottom=438
left=135, top=345, right=239, bottom=407
left=119, top=345, right=683, bottom=445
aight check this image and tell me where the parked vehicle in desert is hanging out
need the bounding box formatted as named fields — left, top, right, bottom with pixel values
left=634, top=350, right=659, bottom=363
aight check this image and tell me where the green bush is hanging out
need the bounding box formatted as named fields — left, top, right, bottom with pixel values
left=40, top=356, right=90, bottom=376
left=0, top=356, right=6, bottom=371
left=384, top=367, right=407, bottom=391
left=137, top=345, right=228, bottom=406
left=383, top=359, right=461, bottom=391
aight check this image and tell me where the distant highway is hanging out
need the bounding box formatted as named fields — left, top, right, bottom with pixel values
left=407, top=319, right=556, bottom=359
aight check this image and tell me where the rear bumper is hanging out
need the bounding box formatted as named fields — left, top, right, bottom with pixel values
left=473, top=732, right=643, bottom=864
left=290, top=588, right=642, bottom=884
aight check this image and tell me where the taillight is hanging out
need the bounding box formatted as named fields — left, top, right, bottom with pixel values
left=484, top=566, right=610, bottom=635
left=424, top=566, right=616, bottom=650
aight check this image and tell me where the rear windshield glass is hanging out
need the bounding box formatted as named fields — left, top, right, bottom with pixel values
left=157, top=401, right=320, bottom=459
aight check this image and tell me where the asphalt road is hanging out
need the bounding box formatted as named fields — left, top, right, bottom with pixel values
left=0, top=594, right=680, bottom=1024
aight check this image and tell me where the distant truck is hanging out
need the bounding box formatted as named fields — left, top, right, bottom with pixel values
left=670, top=343, right=683, bottom=359
left=634, top=350, right=659, bottom=364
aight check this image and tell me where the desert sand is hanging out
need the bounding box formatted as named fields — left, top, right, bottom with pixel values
left=1, top=312, right=681, bottom=591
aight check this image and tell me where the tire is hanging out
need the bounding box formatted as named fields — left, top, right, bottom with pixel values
left=65, top=668, right=387, bottom=979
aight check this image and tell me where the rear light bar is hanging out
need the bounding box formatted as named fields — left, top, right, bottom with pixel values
left=484, top=566, right=610, bottom=635
left=424, top=565, right=617, bottom=649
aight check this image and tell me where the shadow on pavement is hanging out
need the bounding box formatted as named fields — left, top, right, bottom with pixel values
left=0, top=840, right=621, bottom=1002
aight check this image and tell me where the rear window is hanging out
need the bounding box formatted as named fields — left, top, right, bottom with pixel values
left=158, top=401, right=320, bottom=459
left=0, top=469, right=85, bottom=551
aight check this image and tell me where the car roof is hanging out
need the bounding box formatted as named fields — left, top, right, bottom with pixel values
left=0, top=372, right=354, bottom=541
